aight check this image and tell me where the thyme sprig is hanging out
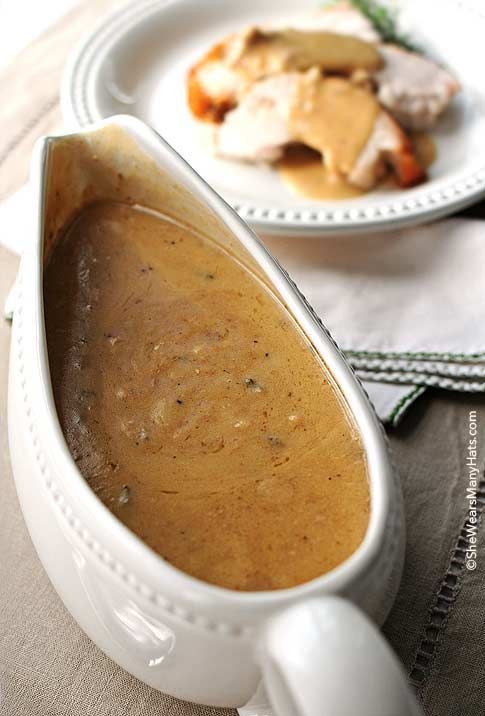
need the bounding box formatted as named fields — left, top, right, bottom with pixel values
left=348, top=0, right=420, bottom=52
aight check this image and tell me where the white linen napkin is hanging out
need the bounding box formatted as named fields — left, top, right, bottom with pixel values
left=0, top=186, right=31, bottom=255
left=264, top=217, right=485, bottom=424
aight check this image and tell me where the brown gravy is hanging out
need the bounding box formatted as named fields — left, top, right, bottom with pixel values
left=290, top=74, right=380, bottom=174
left=278, top=145, right=366, bottom=200
left=278, top=132, right=437, bottom=200
left=275, top=72, right=380, bottom=200
left=231, top=28, right=382, bottom=79
left=44, top=201, right=369, bottom=591
left=411, top=131, right=437, bottom=170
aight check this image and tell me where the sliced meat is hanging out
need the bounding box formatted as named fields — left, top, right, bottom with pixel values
left=375, top=44, right=461, bottom=129
left=187, top=40, right=243, bottom=123
left=188, top=25, right=382, bottom=123
left=215, top=71, right=426, bottom=189
left=349, top=111, right=426, bottom=189
left=216, top=74, right=300, bottom=163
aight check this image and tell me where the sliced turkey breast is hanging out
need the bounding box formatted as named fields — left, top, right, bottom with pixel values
left=215, top=71, right=425, bottom=189
left=216, top=73, right=298, bottom=163
left=349, top=111, right=426, bottom=188
left=188, top=25, right=382, bottom=123
left=375, top=44, right=461, bottom=130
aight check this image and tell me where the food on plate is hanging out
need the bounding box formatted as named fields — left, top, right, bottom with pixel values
left=375, top=44, right=460, bottom=130
left=188, top=26, right=382, bottom=121
left=187, top=1, right=460, bottom=199
left=216, top=70, right=425, bottom=192
left=44, top=200, right=370, bottom=591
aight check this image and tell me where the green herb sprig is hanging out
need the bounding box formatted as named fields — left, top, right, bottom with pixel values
left=348, top=0, right=420, bottom=52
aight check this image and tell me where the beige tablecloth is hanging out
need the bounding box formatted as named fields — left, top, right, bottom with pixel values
left=1, top=3, right=485, bottom=715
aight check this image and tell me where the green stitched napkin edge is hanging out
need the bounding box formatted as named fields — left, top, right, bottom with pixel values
left=357, top=370, right=485, bottom=392
left=344, top=349, right=485, bottom=362
left=387, top=386, right=427, bottom=426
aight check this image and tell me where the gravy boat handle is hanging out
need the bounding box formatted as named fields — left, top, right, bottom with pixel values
left=257, top=596, right=422, bottom=716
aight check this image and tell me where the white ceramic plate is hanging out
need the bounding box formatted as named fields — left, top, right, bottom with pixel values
left=62, top=0, right=485, bottom=235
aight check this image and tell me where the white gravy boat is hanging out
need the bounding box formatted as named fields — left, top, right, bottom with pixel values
left=7, top=116, right=421, bottom=715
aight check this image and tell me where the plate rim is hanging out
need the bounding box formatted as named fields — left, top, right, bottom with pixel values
left=61, top=0, right=485, bottom=236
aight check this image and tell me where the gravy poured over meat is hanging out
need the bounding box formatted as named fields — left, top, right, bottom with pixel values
left=45, top=201, right=369, bottom=591
left=188, top=3, right=460, bottom=199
